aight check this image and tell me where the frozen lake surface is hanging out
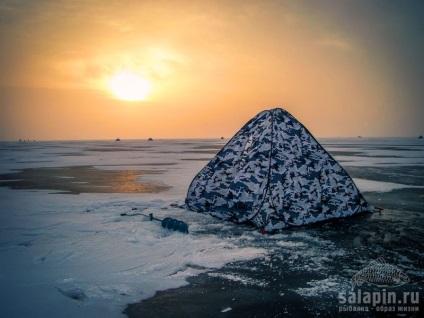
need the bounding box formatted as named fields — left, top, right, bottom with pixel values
left=0, top=138, right=423, bottom=317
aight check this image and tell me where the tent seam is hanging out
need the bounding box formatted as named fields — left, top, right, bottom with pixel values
left=247, top=110, right=276, bottom=226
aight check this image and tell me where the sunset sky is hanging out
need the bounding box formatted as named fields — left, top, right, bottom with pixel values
left=0, top=0, right=423, bottom=140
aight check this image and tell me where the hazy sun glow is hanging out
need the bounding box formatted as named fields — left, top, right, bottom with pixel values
left=109, top=72, right=152, bottom=101
left=1, top=1, right=423, bottom=141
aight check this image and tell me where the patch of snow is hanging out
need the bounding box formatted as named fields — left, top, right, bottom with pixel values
left=352, top=178, right=424, bottom=193
left=0, top=188, right=265, bottom=318
left=293, top=277, right=349, bottom=297
left=208, top=272, right=268, bottom=288
left=275, top=241, right=305, bottom=248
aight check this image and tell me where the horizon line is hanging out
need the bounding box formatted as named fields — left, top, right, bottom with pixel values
left=1, top=136, right=423, bottom=143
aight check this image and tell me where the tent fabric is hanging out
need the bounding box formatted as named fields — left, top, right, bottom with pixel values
left=185, top=108, right=372, bottom=231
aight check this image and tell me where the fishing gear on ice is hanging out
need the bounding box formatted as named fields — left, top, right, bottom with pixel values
left=121, top=211, right=189, bottom=234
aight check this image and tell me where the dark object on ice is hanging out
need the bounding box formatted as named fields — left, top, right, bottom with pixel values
left=358, top=136, right=362, bottom=138
left=56, top=287, right=87, bottom=302
left=185, top=108, right=372, bottom=232
left=115, top=138, right=121, bottom=141
left=221, top=136, right=224, bottom=139
left=161, top=217, right=189, bottom=233
left=419, top=135, right=423, bottom=139
left=121, top=212, right=188, bottom=234
left=148, top=138, right=153, bottom=141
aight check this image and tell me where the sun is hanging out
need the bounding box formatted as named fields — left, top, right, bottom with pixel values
left=109, top=71, right=152, bottom=101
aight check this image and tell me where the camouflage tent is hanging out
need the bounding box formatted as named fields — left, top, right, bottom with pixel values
left=185, top=108, right=372, bottom=232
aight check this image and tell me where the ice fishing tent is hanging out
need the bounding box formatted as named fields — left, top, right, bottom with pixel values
left=186, top=108, right=372, bottom=232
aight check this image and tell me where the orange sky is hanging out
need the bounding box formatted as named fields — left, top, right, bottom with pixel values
left=0, top=0, right=423, bottom=140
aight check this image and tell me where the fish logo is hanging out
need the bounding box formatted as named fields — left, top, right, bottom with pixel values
left=351, top=258, right=410, bottom=290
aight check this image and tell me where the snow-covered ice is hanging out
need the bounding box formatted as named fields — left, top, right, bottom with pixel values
left=352, top=178, right=424, bottom=193
left=0, top=188, right=266, bottom=317
left=0, top=140, right=267, bottom=317
left=0, top=138, right=423, bottom=317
